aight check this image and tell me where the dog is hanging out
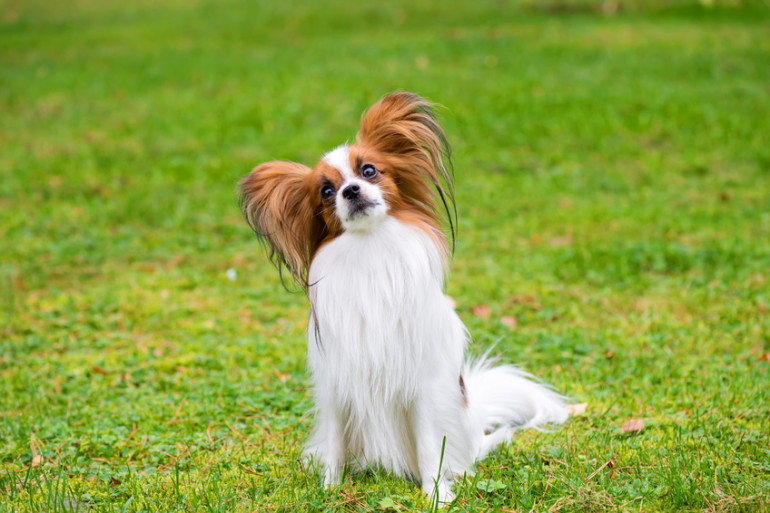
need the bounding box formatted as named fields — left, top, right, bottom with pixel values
left=238, top=92, right=568, bottom=503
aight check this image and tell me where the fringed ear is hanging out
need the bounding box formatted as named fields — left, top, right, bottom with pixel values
left=356, top=92, right=456, bottom=249
left=238, top=161, right=317, bottom=288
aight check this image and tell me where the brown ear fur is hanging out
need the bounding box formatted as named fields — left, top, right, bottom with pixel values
left=356, top=92, right=456, bottom=247
left=238, top=161, right=320, bottom=288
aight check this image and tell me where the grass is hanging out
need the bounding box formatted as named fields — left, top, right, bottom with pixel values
left=1, top=0, right=769, bottom=511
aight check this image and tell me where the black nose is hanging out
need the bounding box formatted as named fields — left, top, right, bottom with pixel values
left=342, top=184, right=360, bottom=200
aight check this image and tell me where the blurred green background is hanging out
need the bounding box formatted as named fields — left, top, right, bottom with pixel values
left=1, top=0, right=769, bottom=511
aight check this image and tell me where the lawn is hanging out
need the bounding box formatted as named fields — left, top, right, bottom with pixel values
left=1, top=0, right=769, bottom=511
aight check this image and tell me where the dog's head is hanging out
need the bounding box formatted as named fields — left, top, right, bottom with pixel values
left=238, top=92, right=454, bottom=288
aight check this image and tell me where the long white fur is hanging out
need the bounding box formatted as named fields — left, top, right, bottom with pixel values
left=303, top=162, right=568, bottom=502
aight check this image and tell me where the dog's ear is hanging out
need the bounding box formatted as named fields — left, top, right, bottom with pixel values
left=356, top=92, right=456, bottom=248
left=238, top=161, right=316, bottom=287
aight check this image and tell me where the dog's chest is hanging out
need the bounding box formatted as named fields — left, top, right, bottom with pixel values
left=309, top=217, right=444, bottom=317
left=307, top=218, right=448, bottom=394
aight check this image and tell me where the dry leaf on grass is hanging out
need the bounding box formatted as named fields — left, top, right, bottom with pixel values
left=621, top=419, right=644, bottom=433
left=91, top=365, right=108, bottom=376
left=549, top=235, right=573, bottom=248
left=500, top=316, right=517, bottom=329
left=509, top=295, right=542, bottom=310
left=471, top=304, right=491, bottom=319
left=567, top=403, right=588, bottom=416
left=274, top=370, right=291, bottom=383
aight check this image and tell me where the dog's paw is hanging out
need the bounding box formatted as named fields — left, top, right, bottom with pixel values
left=321, top=464, right=342, bottom=489
left=424, top=480, right=455, bottom=506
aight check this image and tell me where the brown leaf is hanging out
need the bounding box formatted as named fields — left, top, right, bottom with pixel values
left=605, top=350, right=616, bottom=360
left=91, top=365, right=108, bottom=376
left=509, top=295, right=542, bottom=310
left=166, top=254, right=185, bottom=270
left=3, top=9, right=19, bottom=24
left=14, top=276, right=26, bottom=291
left=549, top=235, right=573, bottom=248
left=500, top=316, right=517, bottom=329
left=232, top=252, right=246, bottom=267
left=109, top=477, right=122, bottom=487
left=621, top=419, right=644, bottom=433
left=567, top=403, right=588, bottom=416
left=758, top=353, right=770, bottom=363
left=31, top=455, right=43, bottom=467
left=471, top=305, right=491, bottom=319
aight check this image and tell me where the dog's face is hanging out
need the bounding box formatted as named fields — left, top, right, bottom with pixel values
left=238, top=93, right=454, bottom=288
left=314, top=145, right=397, bottom=232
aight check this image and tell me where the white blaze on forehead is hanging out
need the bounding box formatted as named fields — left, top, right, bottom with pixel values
left=322, top=145, right=355, bottom=180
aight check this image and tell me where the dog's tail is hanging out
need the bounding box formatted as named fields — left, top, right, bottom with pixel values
left=463, top=355, right=569, bottom=460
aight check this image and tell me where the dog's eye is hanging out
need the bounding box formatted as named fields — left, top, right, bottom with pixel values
left=321, top=184, right=335, bottom=200
left=361, top=164, right=378, bottom=179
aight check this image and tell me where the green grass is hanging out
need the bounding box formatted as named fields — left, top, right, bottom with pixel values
left=2, top=0, right=769, bottom=511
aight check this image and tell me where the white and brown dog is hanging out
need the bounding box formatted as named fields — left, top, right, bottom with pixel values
left=238, top=92, right=567, bottom=503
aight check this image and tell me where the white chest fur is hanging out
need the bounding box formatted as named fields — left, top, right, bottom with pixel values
left=305, top=217, right=469, bottom=477
left=307, top=217, right=463, bottom=399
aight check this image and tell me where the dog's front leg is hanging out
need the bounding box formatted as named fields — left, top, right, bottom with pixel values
left=306, top=402, right=346, bottom=488
left=413, top=400, right=455, bottom=504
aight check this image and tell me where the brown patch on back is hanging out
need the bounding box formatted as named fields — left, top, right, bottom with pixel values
left=459, top=374, right=468, bottom=408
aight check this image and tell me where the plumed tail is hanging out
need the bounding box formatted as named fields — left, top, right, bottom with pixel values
left=463, top=356, right=569, bottom=460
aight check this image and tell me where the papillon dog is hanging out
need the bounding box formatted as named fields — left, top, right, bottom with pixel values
left=238, top=93, right=568, bottom=504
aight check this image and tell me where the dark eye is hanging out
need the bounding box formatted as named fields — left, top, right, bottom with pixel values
left=321, top=184, right=335, bottom=200
left=361, top=164, right=378, bottom=179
